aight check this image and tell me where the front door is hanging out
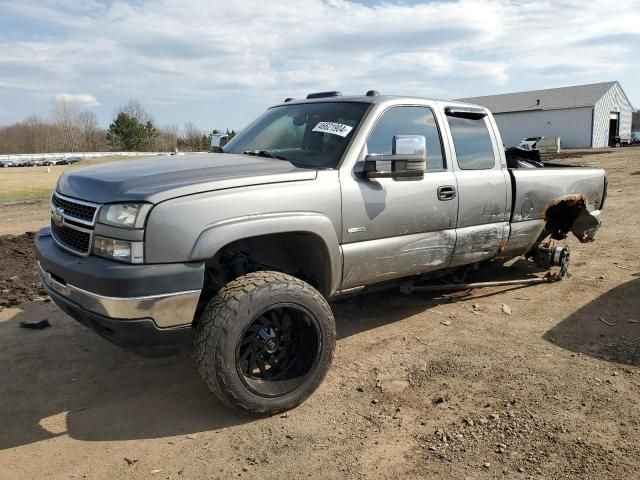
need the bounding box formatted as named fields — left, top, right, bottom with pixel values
left=340, top=105, right=458, bottom=289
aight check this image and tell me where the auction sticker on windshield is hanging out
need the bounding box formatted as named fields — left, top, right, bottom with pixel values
left=312, top=122, right=353, bottom=137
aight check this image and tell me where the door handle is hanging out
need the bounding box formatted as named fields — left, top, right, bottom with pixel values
left=437, top=186, right=456, bottom=201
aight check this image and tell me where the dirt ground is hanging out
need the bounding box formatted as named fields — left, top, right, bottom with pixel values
left=0, top=231, right=44, bottom=308
left=0, top=200, right=50, bottom=236
left=0, top=148, right=639, bottom=480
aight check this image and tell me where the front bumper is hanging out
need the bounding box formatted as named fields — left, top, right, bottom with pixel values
left=35, top=228, right=205, bottom=356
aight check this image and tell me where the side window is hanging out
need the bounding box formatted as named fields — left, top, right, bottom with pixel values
left=447, top=116, right=496, bottom=170
left=366, top=106, right=445, bottom=170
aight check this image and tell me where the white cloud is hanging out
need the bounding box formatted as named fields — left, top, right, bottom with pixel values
left=0, top=0, right=638, bottom=126
left=54, top=93, right=100, bottom=107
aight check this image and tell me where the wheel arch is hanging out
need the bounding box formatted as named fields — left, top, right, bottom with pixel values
left=191, top=213, right=342, bottom=298
left=541, top=194, right=601, bottom=243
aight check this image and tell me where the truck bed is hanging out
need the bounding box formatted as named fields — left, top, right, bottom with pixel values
left=509, top=167, right=606, bottom=223
left=500, top=167, right=606, bottom=257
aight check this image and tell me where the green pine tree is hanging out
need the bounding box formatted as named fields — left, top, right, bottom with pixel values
left=106, top=113, right=158, bottom=151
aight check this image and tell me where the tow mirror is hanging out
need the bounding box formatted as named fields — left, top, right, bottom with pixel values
left=354, top=135, right=426, bottom=179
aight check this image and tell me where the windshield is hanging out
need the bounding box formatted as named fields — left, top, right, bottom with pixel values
left=223, top=102, right=370, bottom=168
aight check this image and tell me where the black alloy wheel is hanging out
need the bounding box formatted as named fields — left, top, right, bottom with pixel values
left=236, top=304, right=321, bottom=397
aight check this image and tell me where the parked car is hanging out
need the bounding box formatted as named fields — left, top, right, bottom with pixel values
left=36, top=91, right=606, bottom=416
left=518, top=136, right=543, bottom=150
left=631, top=132, right=640, bottom=145
left=610, top=134, right=631, bottom=147
left=17, top=159, right=36, bottom=167
left=51, top=158, right=70, bottom=165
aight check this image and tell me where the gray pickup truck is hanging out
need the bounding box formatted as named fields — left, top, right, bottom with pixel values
left=35, top=91, right=606, bottom=415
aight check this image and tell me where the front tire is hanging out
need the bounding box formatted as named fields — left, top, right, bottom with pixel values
left=194, top=271, right=335, bottom=416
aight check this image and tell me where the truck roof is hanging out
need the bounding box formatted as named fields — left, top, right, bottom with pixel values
left=272, top=92, right=486, bottom=111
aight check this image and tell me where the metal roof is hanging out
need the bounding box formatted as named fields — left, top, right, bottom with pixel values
left=457, top=81, right=618, bottom=114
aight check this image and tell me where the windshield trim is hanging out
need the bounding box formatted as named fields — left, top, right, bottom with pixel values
left=332, top=102, right=374, bottom=170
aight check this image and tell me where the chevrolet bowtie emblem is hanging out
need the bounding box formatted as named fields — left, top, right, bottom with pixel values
left=52, top=206, right=64, bottom=227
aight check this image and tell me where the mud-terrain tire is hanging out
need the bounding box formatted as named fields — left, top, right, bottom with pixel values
left=194, top=271, right=336, bottom=416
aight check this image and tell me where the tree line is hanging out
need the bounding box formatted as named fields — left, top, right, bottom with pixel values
left=0, top=99, right=235, bottom=154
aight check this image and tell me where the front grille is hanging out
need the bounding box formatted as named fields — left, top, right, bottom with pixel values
left=50, top=193, right=100, bottom=256
left=52, top=193, right=98, bottom=223
left=51, top=219, right=92, bottom=255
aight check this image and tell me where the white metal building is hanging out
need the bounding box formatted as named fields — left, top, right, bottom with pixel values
left=459, top=81, right=633, bottom=148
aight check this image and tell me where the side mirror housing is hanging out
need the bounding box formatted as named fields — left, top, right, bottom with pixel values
left=355, top=135, right=426, bottom=179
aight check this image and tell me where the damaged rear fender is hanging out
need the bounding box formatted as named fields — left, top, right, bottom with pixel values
left=570, top=207, right=601, bottom=242
left=543, top=194, right=601, bottom=243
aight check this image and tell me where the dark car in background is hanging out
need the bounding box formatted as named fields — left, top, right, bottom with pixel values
left=51, top=158, right=70, bottom=165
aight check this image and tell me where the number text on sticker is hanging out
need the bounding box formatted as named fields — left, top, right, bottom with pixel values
left=312, top=122, right=353, bottom=137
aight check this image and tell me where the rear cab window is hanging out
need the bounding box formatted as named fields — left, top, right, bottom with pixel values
left=447, top=115, right=496, bottom=170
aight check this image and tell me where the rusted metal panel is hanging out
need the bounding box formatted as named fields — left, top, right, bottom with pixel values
left=571, top=208, right=601, bottom=242
left=542, top=194, right=602, bottom=243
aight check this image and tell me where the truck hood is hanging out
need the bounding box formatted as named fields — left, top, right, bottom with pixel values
left=56, top=153, right=318, bottom=204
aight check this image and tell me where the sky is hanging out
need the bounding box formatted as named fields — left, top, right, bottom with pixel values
left=0, top=0, right=639, bottom=131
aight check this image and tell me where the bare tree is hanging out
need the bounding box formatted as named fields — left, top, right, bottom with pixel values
left=153, top=123, right=179, bottom=152
left=78, top=110, right=102, bottom=151
left=52, top=100, right=80, bottom=152
left=181, top=122, right=204, bottom=151
left=0, top=116, right=59, bottom=154
left=23, top=116, right=41, bottom=153
left=118, top=99, right=153, bottom=124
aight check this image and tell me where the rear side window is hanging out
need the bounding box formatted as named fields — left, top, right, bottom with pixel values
left=367, top=106, right=445, bottom=170
left=447, top=116, right=496, bottom=170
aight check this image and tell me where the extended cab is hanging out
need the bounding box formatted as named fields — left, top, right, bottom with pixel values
left=35, top=91, right=606, bottom=415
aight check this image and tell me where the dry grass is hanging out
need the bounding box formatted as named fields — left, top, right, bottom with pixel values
left=0, top=156, right=139, bottom=202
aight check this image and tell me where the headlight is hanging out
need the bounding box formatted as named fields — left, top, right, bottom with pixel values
left=98, top=203, right=151, bottom=229
left=93, top=236, right=144, bottom=263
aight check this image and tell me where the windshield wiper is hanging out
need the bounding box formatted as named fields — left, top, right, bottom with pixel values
left=242, top=150, right=289, bottom=161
